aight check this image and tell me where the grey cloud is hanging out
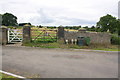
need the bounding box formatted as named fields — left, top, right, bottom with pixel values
left=58, top=17, right=96, bottom=25
left=31, top=13, right=96, bottom=26
left=30, top=9, right=96, bottom=26
left=0, top=0, right=118, bottom=26
left=119, top=1, right=120, bottom=19
left=30, top=9, right=55, bottom=25
left=38, top=9, right=54, bottom=23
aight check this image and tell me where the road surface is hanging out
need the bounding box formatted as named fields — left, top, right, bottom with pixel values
left=2, top=46, right=118, bottom=78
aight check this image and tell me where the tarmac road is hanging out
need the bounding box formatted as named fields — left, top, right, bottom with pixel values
left=2, top=46, right=118, bottom=78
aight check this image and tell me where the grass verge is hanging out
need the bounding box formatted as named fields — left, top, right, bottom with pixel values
left=0, top=72, right=23, bottom=80
left=23, top=41, right=119, bottom=51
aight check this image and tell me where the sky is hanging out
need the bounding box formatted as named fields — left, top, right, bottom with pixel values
left=0, top=0, right=119, bottom=27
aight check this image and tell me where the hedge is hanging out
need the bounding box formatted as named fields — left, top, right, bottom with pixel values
left=111, top=34, right=120, bottom=45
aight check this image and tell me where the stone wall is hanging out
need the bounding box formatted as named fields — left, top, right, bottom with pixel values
left=64, top=31, right=111, bottom=44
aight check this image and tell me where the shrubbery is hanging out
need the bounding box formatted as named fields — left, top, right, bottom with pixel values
left=111, top=34, right=120, bottom=45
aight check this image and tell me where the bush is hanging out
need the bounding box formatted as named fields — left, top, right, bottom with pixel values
left=111, top=34, right=120, bottom=45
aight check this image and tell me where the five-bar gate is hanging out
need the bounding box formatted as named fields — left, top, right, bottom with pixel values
left=31, top=28, right=58, bottom=43
left=7, top=28, right=23, bottom=43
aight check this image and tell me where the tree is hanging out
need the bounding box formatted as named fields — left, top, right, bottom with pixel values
left=2, top=13, right=18, bottom=26
left=96, top=27, right=102, bottom=32
left=97, top=14, right=118, bottom=33
left=73, top=26, right=80, bottom=30
left=83, top=26, right=88, bottom=30
left=19, top=23, right=31, bottom=26
left=38, top=25, right=43, bottom=28
left=90, top=26, right=96, bottom=31
left=0, top=14, right=2, bottom=25
left=78, top=25, right=81, bottom=28
left=117, top=19, right=120, bottom=35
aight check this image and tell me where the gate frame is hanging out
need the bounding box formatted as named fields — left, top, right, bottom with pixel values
left=7, top=28, right=23, bottom=43
left=23, top=26, right=65, bottom=43
left=31, top=28, right=58, bottom=42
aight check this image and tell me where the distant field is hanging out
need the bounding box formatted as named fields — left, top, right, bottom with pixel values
left=31, top=27, right=57, bottom=42
left=65, top=29, right=78, bottom=32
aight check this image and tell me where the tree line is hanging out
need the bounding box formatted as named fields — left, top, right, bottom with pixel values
left=0, top=13, right=120, bottom=35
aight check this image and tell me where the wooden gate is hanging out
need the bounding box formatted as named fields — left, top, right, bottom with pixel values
left=31, top=28, right=57, bottom=42
left=8, top=28, right=23, bottom=43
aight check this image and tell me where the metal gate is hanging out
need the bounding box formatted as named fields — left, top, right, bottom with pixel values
left=8, top=28, right=23, bottom=43
left=31, top=28, right=57, bottom=43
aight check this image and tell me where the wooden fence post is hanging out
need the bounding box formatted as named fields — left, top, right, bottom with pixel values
left=23, top=26, right=31, bottom=43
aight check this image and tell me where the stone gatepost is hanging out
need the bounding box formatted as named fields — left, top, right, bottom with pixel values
left=23, top=26, right=31, bottom=43
left=58, top=26, right=64, bottom=40
left=1, top=28, right=8, bottom=45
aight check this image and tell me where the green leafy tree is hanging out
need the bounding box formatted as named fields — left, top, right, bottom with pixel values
left=2, top=13, right=18, bottom=26
left=0, top=14, right=2, bottom=25
left=73, top=26, right=80, bottom=30
left=96, top=27, right=102, bottom=32
left=89, top=26, right=96, bottom=31
left=117, top=19, right=120, bottom=35
left=83, top=26, right=88, bottom=30
left=78, top=25, right=81, bottom=28
left=97, top=14, right=118, bottom=33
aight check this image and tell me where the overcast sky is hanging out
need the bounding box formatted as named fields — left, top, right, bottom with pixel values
left=0, top=0, right=119, bottom=27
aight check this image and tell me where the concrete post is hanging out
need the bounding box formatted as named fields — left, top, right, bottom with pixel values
left=23, top=26, right=31, bottom=43
left=58, top=26, right=64, bottom=39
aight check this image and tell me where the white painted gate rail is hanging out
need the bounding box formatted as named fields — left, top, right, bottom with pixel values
left=8, top=28, right=23, bottom=43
